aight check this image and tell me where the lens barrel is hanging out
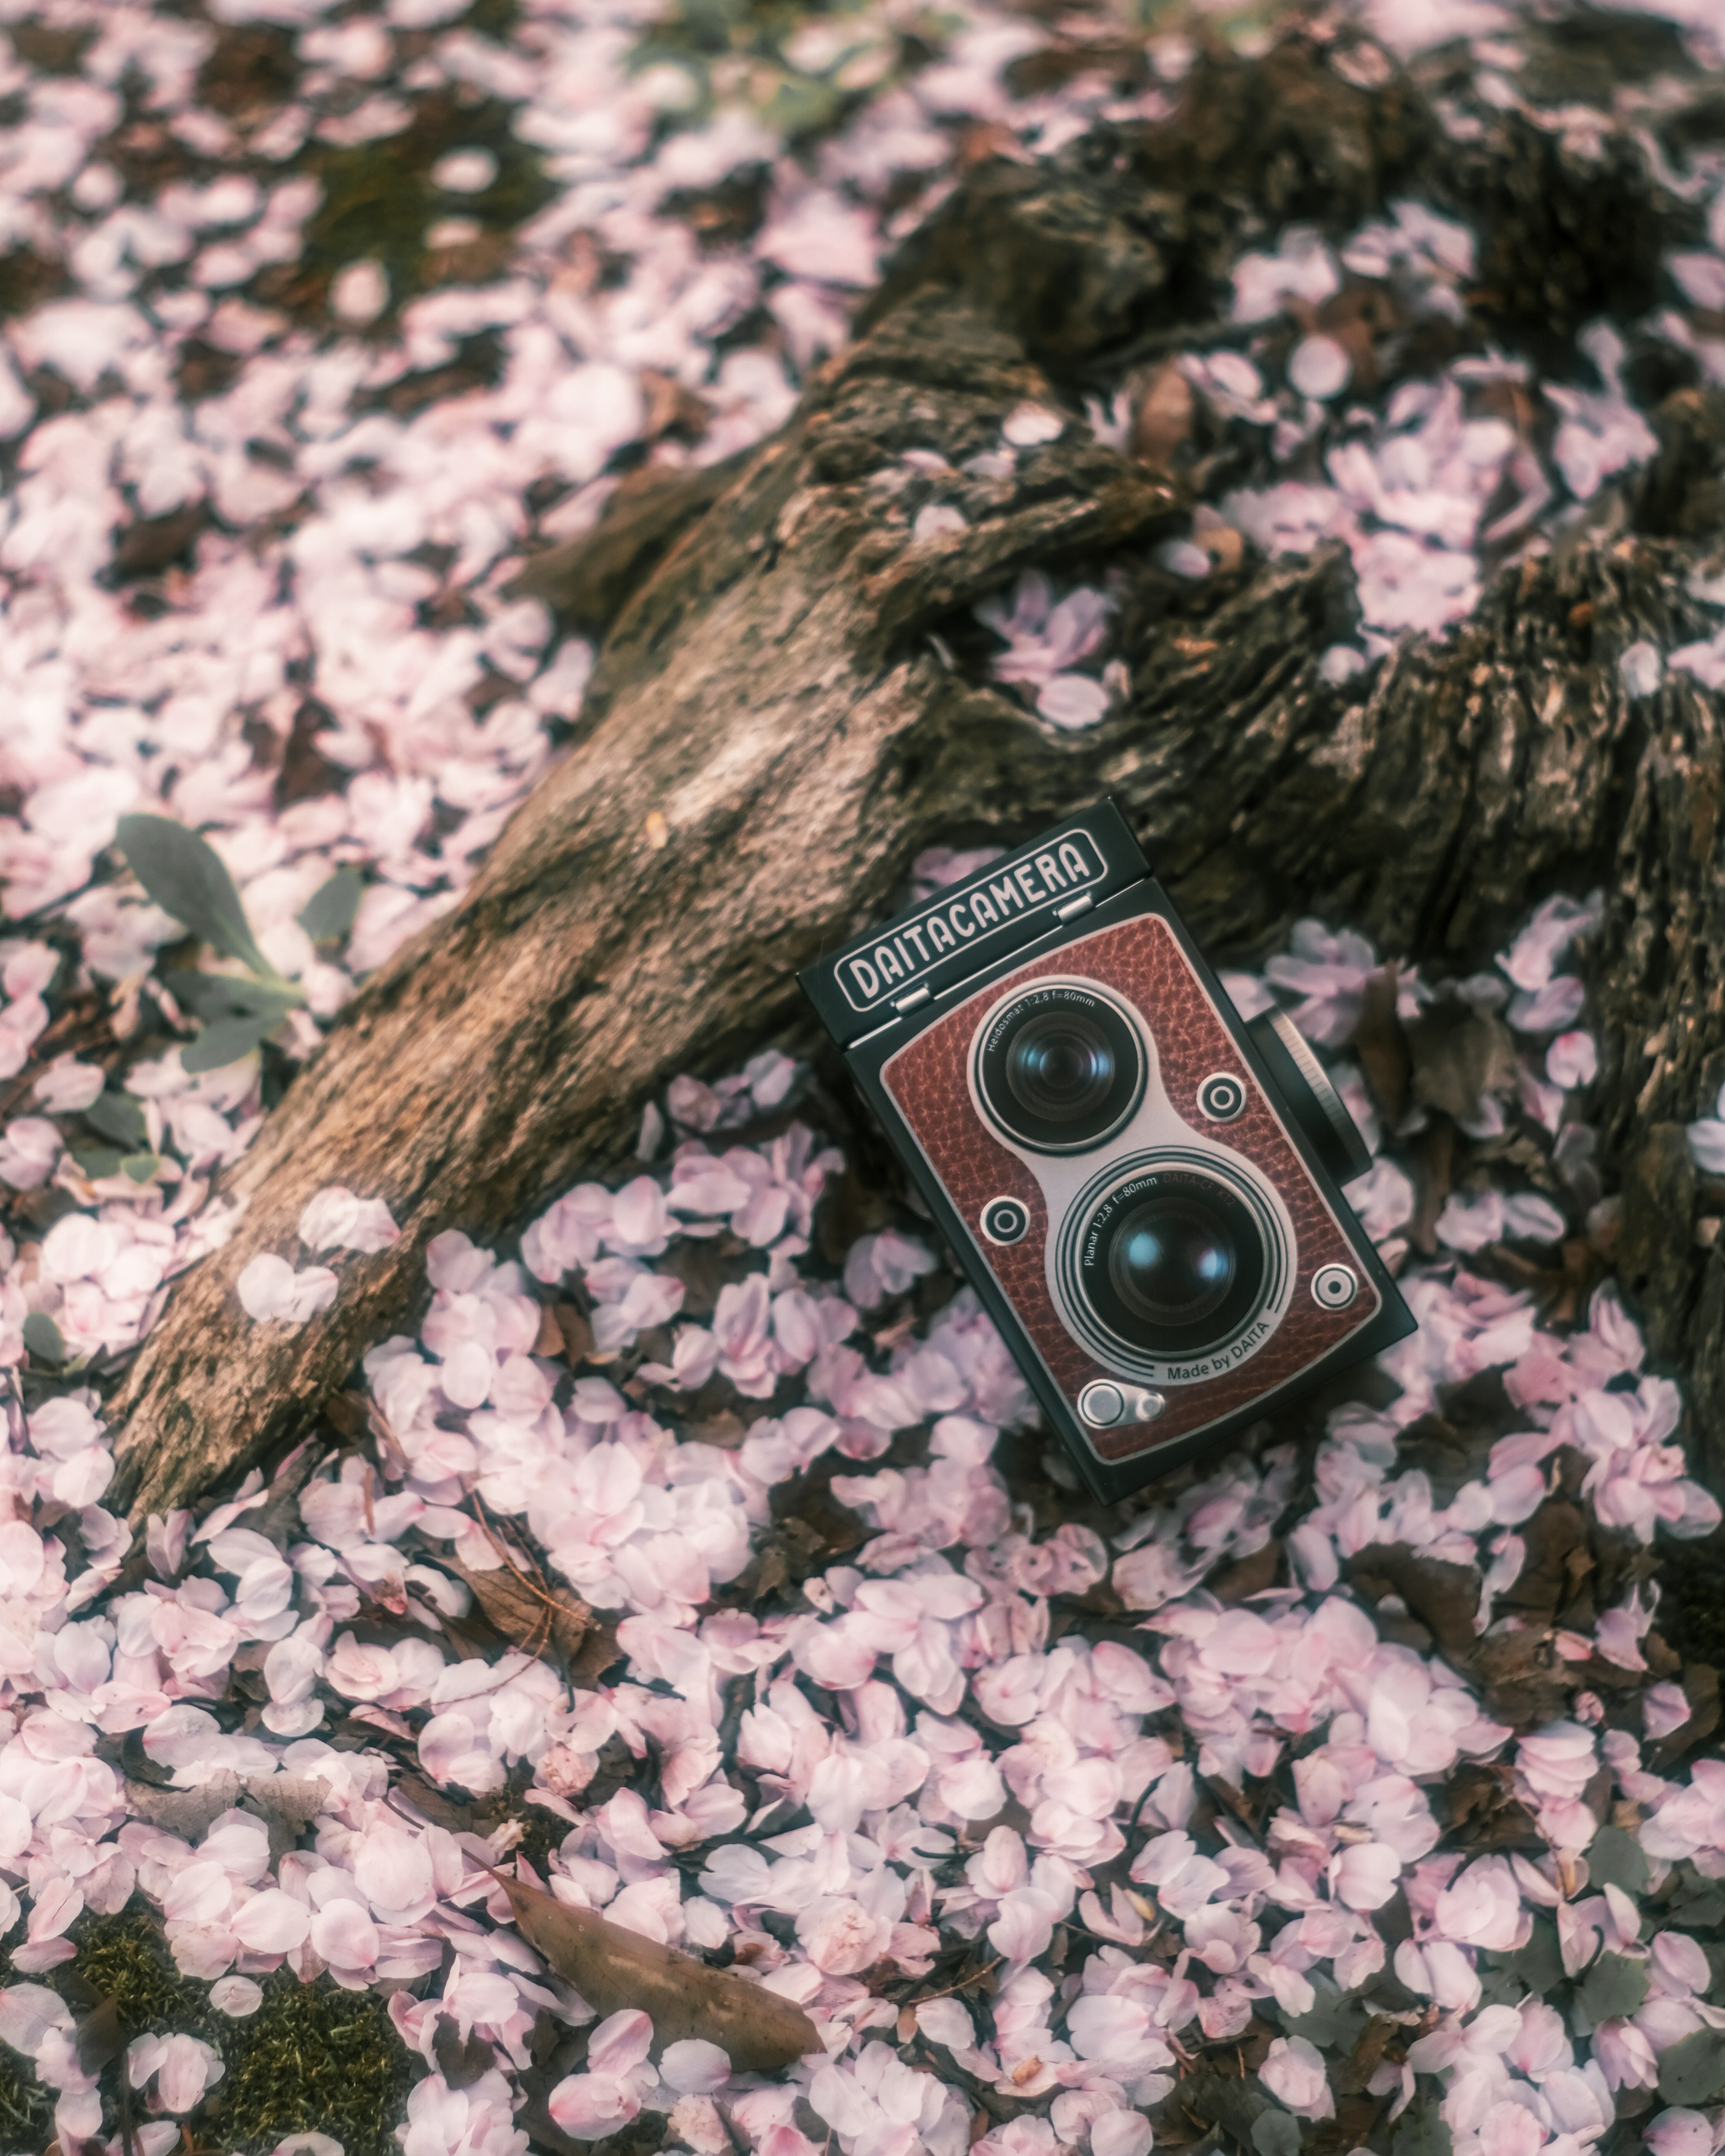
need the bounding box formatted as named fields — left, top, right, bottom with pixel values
left=975, top=985, right=1144, bottom=1154
left=1055, top=1153, right=1287, bottom=1375
left=1079, top=1166, right=1265, bottom=1357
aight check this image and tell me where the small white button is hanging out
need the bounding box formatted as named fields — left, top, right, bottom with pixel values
left=1123, top=1387, right=1167, bottom=1423
left=1312, top=1262, right=1359, bottom=1310
left=1197, top=1073, right=1247, bottom=1122
left=1079, top=1382, right=1124, bottom=1427
left=980, top=1197, right=1030, bottom=1246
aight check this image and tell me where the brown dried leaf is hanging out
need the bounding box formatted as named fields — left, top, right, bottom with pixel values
left=1405, top=1002, right=1518, bottom=1121
left=640, top=368, right=712, bottom=443
left=569, top=1615, right=623, bottom=1688
left=1208, top=1538, right=1281, bottom=1605
left=552, top=1304, right=596, bottom=1362
left=434, top=2013, right=497, bottom=2090
left=1495, top=1499, right=1586, bottom=1630
left=1409, top=1118, right=1453, bottom=1257
left=439, top=1602, right=509, bottom=1663
left=1645, top=1630, right=1681, bottom=1679
left=1469, top=1626, right=1575, bottom=1730
left=652, top=1243, right=723, bottom=1320
left=1354, top=965, right=1410, bottom=1124
left=324, top=1390, right=369, bottom=1440
left=1440, top=1761, right=1542, bottom=1851
left=718, top=1518, right=826, bottom=1608
left=488, top=1869, right=823, bottom=2070
left=1334, top=2015, right=1395, bottom=2097
left=450, top=1551, right=593, bottom=1674
left=394, top=1769, right=482, bottom=1833
left=1651, top=1662, right=1721, bottom=1768
left=1347, top=1542, right=1480, bottom=1666
left=244, top=1773, right=332, bottom=1862
left=1131, top=361, right=1194, bottom=471
left=124, top=1772, right=246, bottom=1838
left=781, top=1476, right=867, bottom=1559
left=1197, top=523, right=1244, bottom=574
left=76, top=1996, right=124, bottom=2074
left=685, top=1409, right=747, bottom=1448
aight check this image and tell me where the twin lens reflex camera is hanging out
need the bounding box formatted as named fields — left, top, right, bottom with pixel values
left=800, top=801, right=1414, bottom=1504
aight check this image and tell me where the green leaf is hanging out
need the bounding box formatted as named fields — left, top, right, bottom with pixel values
left=1575, top=1951, right=1649, bottom=2030
left=1586, top=1826, right=1649, bottom=1897
left=1393, top=2103, right=1454, bottom=2156
left=1497, top=1917, right=1564, bottom=1998
left=22, top=1313, right=65, bottom=1365
left=297, top=867, right=363, bottom=944
left=84, top=1090, right=146, bottom=1148
left=1473, top=1965, right=1522, bottom=2011
left=72, top=1146, right=124, bottom=1181
left=120, top=1151, right=161, bottom=1184
left=181, top=1015, right=278, bottom=1074
left=1664, top=1873, right=1725, bottom=1931
left=116, top=813, right=280, bottom=981
left=165, top=971, right=301, bottom=1025
left=1252, top=2112, right=1301, bottom=2156
left=1283, top=1975, right=1367, bottom=2054
left=1658, top=2028, right=1725, bottom=2106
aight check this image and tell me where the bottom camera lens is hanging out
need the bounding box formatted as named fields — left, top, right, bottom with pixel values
left=1108, top=1193, right=1237, bottom=1330
left=1073, top=1164, right=1270, bottom=1362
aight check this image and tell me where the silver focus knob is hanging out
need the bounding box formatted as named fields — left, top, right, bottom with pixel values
left=1247, top=1008, right=1372, bottom=1183
left=1078, top=1381, right=1166, bottom=1428
left=1079, top=1382, right=1123, bottom=1427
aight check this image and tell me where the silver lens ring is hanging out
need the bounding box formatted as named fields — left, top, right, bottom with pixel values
left=1053, top=1148, right=1292, bottom=1384
left=971, top=980, right=1147, bottom=1157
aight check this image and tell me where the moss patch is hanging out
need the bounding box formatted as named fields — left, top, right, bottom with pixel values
left=69, top=1909, right=219, bottom=2037
left=463, top=0, right=523, bottom=37
left=628, top=0, right=951, bottom=150
left=217, top=1975, right=411, bottom=2156
left=284, top=87, right=553, bottom=326
left=0, top=2050, right=52, bottom=2143
left=0, top=1913, right=411, bottom=2156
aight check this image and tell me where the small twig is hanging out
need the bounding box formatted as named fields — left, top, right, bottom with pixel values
left=715, top=2101, right=752, bottom=2156
left=464, top=1491, right=580, bottom=1660
left=905, top=1955, right=1003, bottom=2007
left=469, top=1490, right=563, bottom=1610
left=118, top=2052, right=139, bottom=2156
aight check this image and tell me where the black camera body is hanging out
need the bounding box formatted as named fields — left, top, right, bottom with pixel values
left=800, top=802, right=1414, bottom=1504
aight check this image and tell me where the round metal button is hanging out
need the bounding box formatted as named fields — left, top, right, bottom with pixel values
left=1123, top=1386, right=1168, bottom=1423
left=1197, top=1072, right=1247, bottom=1122
left=1312, top=1262, right=1359, bottom=1310
left=1078, top=1381, right=1125, bottom=1427
left=979, top=1196, right=1030, bottom=1246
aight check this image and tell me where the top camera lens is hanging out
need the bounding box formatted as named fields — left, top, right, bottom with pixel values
left=975, top=985, right=1144, bottom=1153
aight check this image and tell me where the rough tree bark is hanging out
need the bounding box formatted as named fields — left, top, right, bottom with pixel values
left=106, top=23, right=1725, bottom=1522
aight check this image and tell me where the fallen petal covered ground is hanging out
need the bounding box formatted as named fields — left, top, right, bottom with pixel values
left=3, top=881, right=1725, bottom=2156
